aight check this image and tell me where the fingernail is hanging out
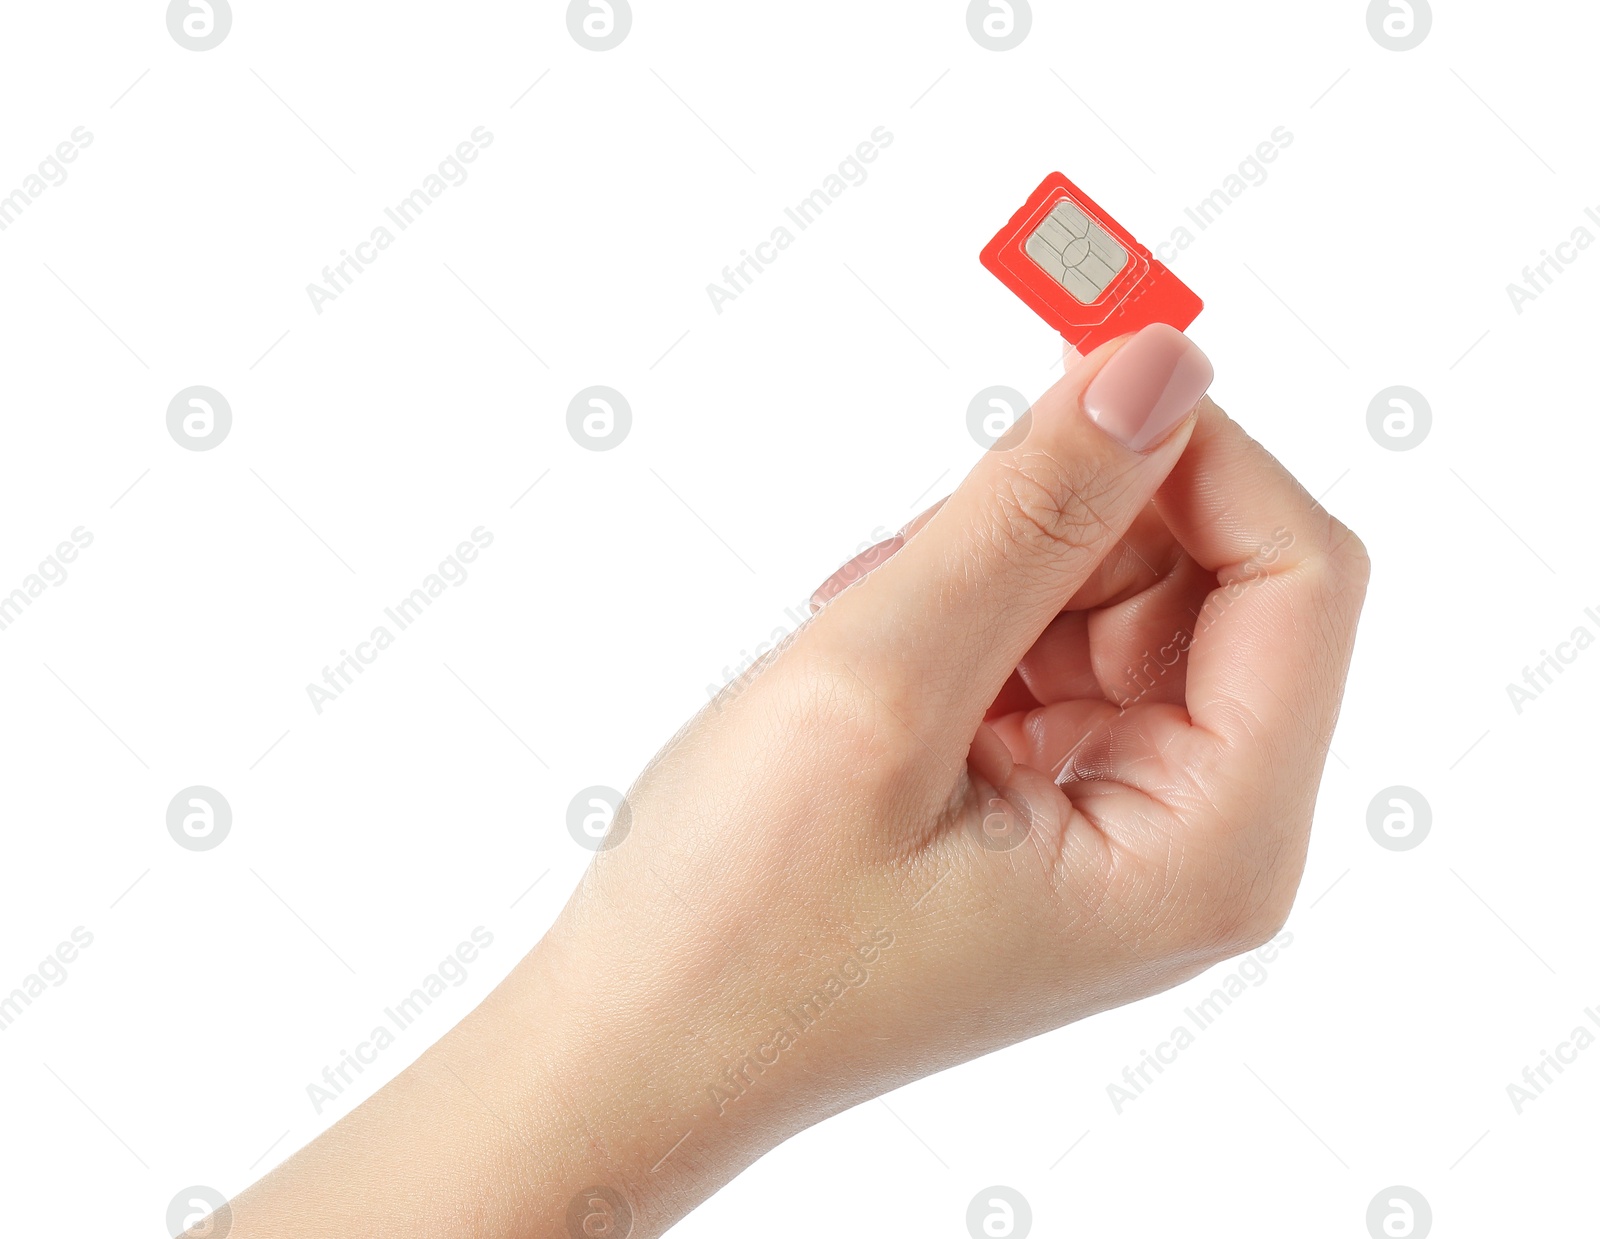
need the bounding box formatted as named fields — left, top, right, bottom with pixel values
left=1082, top=323, right=1213, bottom=452
left=809, top=534, right=904, bottom=611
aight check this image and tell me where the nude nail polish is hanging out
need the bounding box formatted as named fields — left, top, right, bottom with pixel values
left=1082, top=323, right=1213, bottom=451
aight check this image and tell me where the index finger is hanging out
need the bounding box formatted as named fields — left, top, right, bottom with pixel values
left=1155, top=397, right=1370, bottom=759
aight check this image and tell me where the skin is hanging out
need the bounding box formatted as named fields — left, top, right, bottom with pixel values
left=218, top=334, right=1369, bottom=1239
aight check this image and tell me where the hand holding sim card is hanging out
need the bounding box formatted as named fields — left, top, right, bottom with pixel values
left=981, top=172, right=1202, bottom=354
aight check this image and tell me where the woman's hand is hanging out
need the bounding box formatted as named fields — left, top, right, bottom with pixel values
left=225, top=324, right=1369, bottom=1239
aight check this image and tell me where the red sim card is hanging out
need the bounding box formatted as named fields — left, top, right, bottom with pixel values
left=980, top=172, right=1201, bottom=354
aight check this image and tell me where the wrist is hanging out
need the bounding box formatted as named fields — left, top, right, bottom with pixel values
left=482, top=892, right=922, bottom=1236
left=455, top=914, right=792, bottom=1238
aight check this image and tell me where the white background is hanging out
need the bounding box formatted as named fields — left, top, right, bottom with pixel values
left=1, top=1, right=1595, bottom=1235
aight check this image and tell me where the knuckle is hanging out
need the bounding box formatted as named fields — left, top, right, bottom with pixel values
left=1309, top=510, right=1372, bottom=589
left=1181, top=839, right=1301, bottom=959
left=989, top=454, right=1114, bottom=562
left=778, top=650, right=928, bottom=783
left=1329, top=522, right=1372, bottom=584
left=1192, top=889, right=1286, bottom=960
left=1227, top=888, right=1294, bottom=954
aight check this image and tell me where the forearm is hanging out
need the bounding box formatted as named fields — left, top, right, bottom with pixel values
left=225, top=917, right=785, bottom=1239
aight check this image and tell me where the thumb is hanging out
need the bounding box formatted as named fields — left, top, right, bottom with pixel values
left=816, top=323, right=1213, bottom=750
